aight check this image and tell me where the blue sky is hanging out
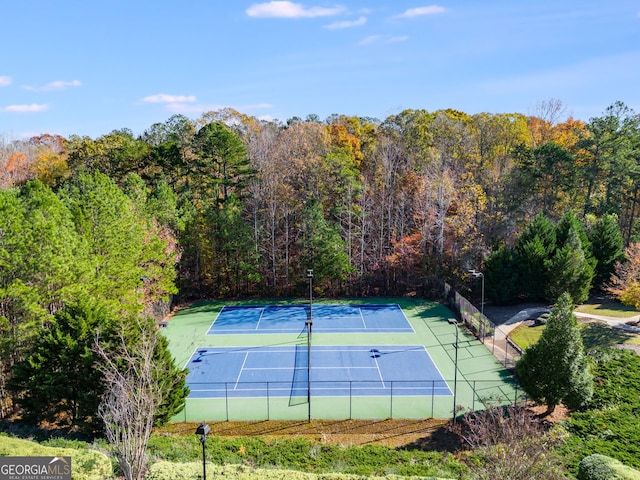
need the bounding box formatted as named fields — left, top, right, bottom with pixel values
left=1, top=1, right=639, bottom=138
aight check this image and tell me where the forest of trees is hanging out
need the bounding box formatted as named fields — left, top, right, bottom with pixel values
left=2, top=100, right=639, bottom=301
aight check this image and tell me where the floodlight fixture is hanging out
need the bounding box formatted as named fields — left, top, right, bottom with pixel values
left=195, top=423, right=210, bottom=479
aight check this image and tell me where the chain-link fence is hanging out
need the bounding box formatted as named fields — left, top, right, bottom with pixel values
left=177, top=379, right=526, bottom=422
left=445, top=282, right=523, bottom=370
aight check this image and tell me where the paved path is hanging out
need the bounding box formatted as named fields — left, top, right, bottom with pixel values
left=482, top=307, right=640, bottom=368
left=574, top=312, right=640, bottom=332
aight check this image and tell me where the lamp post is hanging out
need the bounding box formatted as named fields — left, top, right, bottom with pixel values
left=468, top=269, right=484, bottom=316
left=447, top=318, right=459, bottom=422
left=306, top=269, right=313, bottom=422
left=195, top=422, right=210, bottom=480
left=468, top=269, right=485, bottom=338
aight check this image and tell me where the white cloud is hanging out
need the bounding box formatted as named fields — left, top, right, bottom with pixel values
left=2, top=104, right=49, bottom=113
left=358, top=34, right=408, bottom=46
left=141, top=94, right=197, bottom=104
left=246, top=1, right=345, bottom=18
left=22, top=80, right=82, bottom=92
left=388, top=35, right=409, bottom=44
left=0, top=76, right=11, bottom=87
left=358, top=35, right=381, bottom=46
left=393, top=5, right=446, bottom=19
left=324, top=16, right=366, bottom=29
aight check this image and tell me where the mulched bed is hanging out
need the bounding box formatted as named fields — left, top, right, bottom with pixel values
left=159, top=419, right=451, bottom=448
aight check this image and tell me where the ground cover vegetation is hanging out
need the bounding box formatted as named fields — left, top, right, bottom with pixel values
left=2, top=99, right=640, bottom=477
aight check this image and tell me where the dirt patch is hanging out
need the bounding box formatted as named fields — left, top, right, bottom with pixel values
left=160, top=419, right=450, bottom=448
left=526, top=404, right=570, bottom=423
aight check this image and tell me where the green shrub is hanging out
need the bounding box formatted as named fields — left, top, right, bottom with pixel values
left=578, top=454, right=640, bottom=480
left=560, top=349, right=640, bottom=473
left=535, top=312, right=550, bottom=325
left=0, top=434, right=113, bottom=480
left=147, top=434, right=465, bottom=478
left=145, top=461, right=455, bottom=480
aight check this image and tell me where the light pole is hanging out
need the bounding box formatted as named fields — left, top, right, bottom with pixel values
left=195, top=422, right=210, bottom=480
left=469, top=269, right=485, bottom=338
left=447, top=318, right=459, bottom=422
left=468, top=269, right=484, bottom=316
left=306, top=269, right=313, bottom=423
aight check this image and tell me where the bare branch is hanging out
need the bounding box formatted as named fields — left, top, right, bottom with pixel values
left=94, top=322, right=164, bottom=480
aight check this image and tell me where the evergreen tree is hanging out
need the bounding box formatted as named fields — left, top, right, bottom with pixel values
left=9, top=302, right=188, bottom=431
left=9, top=300, right=116, bottom=430
left=205, top=194, right=262, bottom=296
left=150, top=330, right=190, bottom=425
left=588, top=213, right=624, bottom=288
left=484, top=246, right=521, bottom=305
left=299, top=200, right=352, bottom=293
left=191, top=121, right=255, bottom=205
left=516, top=292, right=593, bottom=414
left=545, top=226, right=595, bottom=303
left=556, top=210, right=595, bottom=261
left=515, top=213, right=556, bottom=300
left=60, top=171, right=146, bottom=312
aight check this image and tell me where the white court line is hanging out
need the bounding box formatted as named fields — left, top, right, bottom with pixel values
left=235, top=352, right=249, bottom=390
left=358, top=307, right=367, bottom=329
left=255, top=307, right=266, bottom=330
left=183, top=346, right=203, bottom=369
left=206, top=306, right=226, bottom=334
left=371, top=351, right=386, bottom=389
left=394, top=303, right=417, bottom=333
left=242, top=366, right=379, bottom=371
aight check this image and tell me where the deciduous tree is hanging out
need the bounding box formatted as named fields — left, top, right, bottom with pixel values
left=95, top=318, right=188, bottom=480
left=607, top=242, right=640, bottom=308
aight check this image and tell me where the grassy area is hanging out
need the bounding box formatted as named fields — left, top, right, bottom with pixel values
left=0, top=434, right=113, bottom=480
left=575, top=301, right=639, bottom=318
left=509, top=320, right=640, bottom=351
left=147, top=428, right=466, bottom=478
left=508, top=323, right=544, bottom=350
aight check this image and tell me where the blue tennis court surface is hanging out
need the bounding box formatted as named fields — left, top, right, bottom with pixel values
left=186, top=345, right=451, bottom=398
left=207, top=304, right=414, bottom=334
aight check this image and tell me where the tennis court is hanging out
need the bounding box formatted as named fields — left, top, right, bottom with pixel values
left=207, top=304, right=414, bottom=334
left=186, top=345, right=450, bottom=398
left=163, top=299, right=523, bottom=421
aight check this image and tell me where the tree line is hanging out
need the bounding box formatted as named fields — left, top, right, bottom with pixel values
left=3, top=100, right=639, bottom=302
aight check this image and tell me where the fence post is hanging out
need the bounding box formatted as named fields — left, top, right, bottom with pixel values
left=472, top=380, right=476, bottom=411
left=349, top=381, right=352, bottom=419
left=431, top=380, right=435, bottom=418
left=225, top=383, right=229, bottom=421
left=505, top=340, right=509, bottom=366
left=390, top=381, right=394, bottom=419
left=492, top=328, right=496, bottom=354
left=267, top=382, right=270, bottom=420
